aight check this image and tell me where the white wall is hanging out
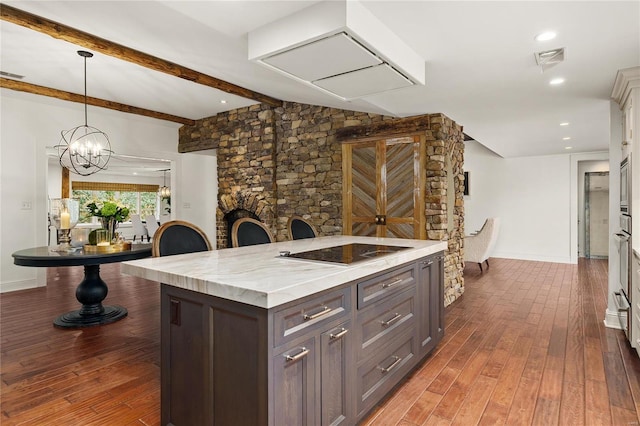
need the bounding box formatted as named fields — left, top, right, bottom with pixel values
left=464, top=140, right=607, bottom=264
left=177, top=151, right=217, bottom=244
left=0, top=90, right=217, bottom=292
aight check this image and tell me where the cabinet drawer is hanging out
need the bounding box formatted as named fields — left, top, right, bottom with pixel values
left=274, top=287, right=351, bottom=347
left=356, top=329, right=417, bottom=417
left=356, top=288, right=416, bottom=361
left=357, top=263, right=416, bottom=309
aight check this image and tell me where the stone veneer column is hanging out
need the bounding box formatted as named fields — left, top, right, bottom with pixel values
left=180, top=104, right=277, bottom=248
left=424, top=114, right=465, bottom=305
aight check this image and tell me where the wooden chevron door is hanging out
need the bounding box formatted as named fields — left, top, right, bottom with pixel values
left=342, top=135, right=426, bottom=239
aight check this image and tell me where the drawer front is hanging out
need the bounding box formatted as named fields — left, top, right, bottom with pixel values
left=274, top=287, right=351, bottom=347
left=356, top=288, right=416, bottom=361
left=357, top=263, right=416, bottom=309
left=356, top=329, right=417, bottom=417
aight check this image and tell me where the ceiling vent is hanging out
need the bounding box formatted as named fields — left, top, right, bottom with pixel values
left=534, top=47, right=565, bottom=72
left=0, top=70, right=25, bottom=79
left=248, top=0, right=424, bottom=100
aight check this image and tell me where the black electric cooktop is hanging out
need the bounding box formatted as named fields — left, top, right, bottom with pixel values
left=283, top=243, right=410, bottom=265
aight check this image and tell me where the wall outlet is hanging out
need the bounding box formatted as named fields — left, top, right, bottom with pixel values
left=21, top=201, right=32, bottom=210
left=183, top=202, right=191, bottom=209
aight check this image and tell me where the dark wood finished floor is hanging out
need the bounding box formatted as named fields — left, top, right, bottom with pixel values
left=1, top=258, right=639, bottom=425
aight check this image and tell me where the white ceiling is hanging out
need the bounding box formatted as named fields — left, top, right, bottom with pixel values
left=2, top=1, right=639, bottom=158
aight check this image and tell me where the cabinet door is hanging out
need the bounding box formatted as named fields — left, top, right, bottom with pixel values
left=162, top=285, right=268, bottom=426
left=162, top=289, right=212, bottom=426
left=342, top=136, right=425, bottom=239
left=418, top=254, right=445, bottom=355
left=320, top=321, right=351, bottom=426
left=430, top=255, right=445, bottom=343
left=418, top=257, right=434, bottom=354
left=274, top=337, right=316, bottom=426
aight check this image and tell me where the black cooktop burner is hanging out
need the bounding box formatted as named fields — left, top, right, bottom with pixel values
left=284, top=243, right=410, bottom=265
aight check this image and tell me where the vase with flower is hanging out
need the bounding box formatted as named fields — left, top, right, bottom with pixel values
left=86, top=200, right=130, bottom=243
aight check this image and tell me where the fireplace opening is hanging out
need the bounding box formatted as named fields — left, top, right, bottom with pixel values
left=224, top=208, right=260, bottom=247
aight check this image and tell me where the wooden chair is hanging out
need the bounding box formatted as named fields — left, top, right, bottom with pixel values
left=287, top=216, right=318, bottom=240
left=231, top=218, right=274, bottom=247
left=152, top=220, right=212, bottom=257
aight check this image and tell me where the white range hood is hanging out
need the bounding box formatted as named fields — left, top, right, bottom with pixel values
left=248, top=0, right=425, bottom=100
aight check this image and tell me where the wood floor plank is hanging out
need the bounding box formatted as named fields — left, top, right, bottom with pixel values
left=429, top=350, right=491, bottom=421
left=531, top=397, right=560, bottom=426
left=504, top=376, right=541, bottom=425
left=449, top=375, right=497, bottom=425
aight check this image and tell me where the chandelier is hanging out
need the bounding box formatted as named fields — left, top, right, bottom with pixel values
left=159, top=169, right=171, bottom=198
left=56, top=51, right=112, bottom=176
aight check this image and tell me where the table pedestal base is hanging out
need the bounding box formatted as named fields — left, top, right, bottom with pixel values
left=54, top=305, right=128, bottom=328
left=52, top=264, right=128, bottom=329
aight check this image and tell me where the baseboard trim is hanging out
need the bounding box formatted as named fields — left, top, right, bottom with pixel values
left=604, top=308, right=624, bottom=329
left=491, top=252, right=573, bottom=264
left=0, top=279, right=41, bottom=293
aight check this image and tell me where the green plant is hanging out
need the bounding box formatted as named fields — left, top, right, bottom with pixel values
left=86, top=200, right=130, bottom=223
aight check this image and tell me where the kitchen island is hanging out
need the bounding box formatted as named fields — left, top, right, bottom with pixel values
left=122, top=236, right=447, bottom=425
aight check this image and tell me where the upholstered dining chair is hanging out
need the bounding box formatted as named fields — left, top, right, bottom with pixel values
left=152, top=220, right=212, bottom=257
left=145, top=214, right=160, bottom=241
left=231, top=217, right=275, bottom=247
left=464, top=217, right=500, bottom=272
left=130, top=214, right=149, bottom=242
left=287, top=216, right=318, bottom=240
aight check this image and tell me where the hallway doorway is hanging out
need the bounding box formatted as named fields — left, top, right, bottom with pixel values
left=584, top=171, right=609, bottom=259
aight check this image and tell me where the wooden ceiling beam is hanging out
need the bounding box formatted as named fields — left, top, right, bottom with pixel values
left=0, top=77, right=196, bottom=126
left=0, top=4, right=282, bottom=108
left=336, top=115, right=433, bottom=141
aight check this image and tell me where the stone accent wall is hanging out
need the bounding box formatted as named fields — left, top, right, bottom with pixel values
left=179, top=102, right=465, bottom=305
left=273, top=103, right=393, bottom=239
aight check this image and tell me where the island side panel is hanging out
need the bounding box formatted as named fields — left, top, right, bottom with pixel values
left=161, top=285, right=269, bottom=426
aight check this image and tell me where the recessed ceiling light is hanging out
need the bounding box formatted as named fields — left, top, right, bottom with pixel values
left=549, top=78, right=565, bottom=85
left=133, top=172, right=138, bottom=175
left=565, top=146, right=573, bottom=150
left=563, top=137, right=571, bottom=140
left=220, top=100, right=227, bottom=104
left=560, top=122, right=569, bottom=126
left=535, top=31, right=557, bottom=42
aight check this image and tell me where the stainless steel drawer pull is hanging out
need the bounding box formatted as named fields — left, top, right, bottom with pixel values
left=285, top=347, right=310, bottom=362
left=379, top=356, right=402, bottom=373
left=422, top=260, right=434, bottom=267
left=329, top=328, right=349, bottom=340
left=303, top=306, right=332, bottom=321
left=381, top=313, right=402, bottom=327
left=382, top=279, right=403, bottom=289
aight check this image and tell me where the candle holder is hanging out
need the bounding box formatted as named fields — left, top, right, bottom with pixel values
left=49, top=198, right=80, bottom=252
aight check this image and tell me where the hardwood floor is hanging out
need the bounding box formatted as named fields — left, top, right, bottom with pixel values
left=1, top=258, right=639, bottom=425
left=362, top=258, right=640, bottom=426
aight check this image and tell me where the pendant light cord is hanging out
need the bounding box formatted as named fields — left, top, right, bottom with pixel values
left=83, top=55, right=88, bottom=126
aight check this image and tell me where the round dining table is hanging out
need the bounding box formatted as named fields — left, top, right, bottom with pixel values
left=12, top=244, right=152, bottom=328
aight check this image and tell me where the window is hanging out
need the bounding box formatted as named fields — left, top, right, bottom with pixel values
left=72, top=182, right=160, bottom=223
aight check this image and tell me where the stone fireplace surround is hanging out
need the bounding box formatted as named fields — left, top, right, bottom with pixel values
left=179, top=101, right=465, bottom=306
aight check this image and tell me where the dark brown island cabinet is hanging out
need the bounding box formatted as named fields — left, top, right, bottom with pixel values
left=160, top=251, right=445, bottom=426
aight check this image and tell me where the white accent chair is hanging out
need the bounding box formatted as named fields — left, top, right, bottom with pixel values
left=145, top=215, right=160, bottom=241
left=130, top=214, right=149, bottom=242
left=464, top=218, right=500, bottom=272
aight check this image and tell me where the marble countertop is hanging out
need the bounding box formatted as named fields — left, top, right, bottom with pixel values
left=121, top=235, right=447, bottom=309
